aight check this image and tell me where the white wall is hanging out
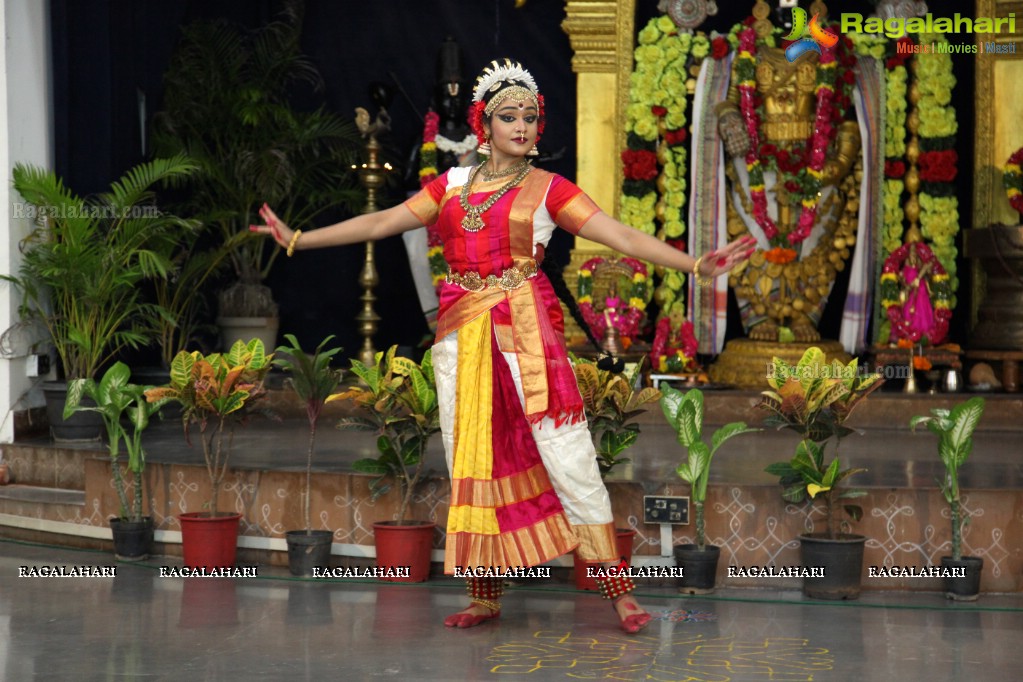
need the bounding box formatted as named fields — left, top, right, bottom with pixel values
left=0, top=0, right=54, bottom=444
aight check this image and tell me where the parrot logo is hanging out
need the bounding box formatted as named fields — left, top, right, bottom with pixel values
left=784, top=7, right=839, bottom=62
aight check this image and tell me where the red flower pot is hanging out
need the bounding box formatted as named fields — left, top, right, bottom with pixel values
left=179, top=512, right=242, bottom=569
left=373, top=521, right=436, bottom=583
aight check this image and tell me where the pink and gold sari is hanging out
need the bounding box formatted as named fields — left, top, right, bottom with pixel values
left=404, top=167, right=619, bottom=573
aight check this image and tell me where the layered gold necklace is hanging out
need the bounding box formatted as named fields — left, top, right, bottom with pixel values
left=459, top=161, right=532, bottom=232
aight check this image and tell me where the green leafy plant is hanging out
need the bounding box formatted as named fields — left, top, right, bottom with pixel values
left=5, top=156, right=197, bottom=380
left=661, top=386, right=758, bottom=550
left=910, top=396, right=986, bottom=560
left=273, top=334, right=344, bottom=533
left=573, top=357, right=662, bottom=478
left=144, top=338, right=273, bottom=514
left=758, top=346, right=884, bottom=539
left=152, top=3, right=364, bottom=319
left=336, top=346, right=440, bottom=525
left=63, top=362, right=168, bottom=522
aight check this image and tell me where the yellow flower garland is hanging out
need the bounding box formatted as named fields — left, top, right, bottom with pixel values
left=621, top=16, right=708, bottom=318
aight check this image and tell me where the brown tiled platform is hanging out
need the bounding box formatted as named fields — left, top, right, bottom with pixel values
left=2, top=389, right=1022, bottom=593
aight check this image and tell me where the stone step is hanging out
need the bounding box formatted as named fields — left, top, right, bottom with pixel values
left=0, top=443, right=97, bottom=490
left=0, top=484, right=85, bottom=506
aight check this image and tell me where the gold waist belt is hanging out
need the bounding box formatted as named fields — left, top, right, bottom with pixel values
left=446, top=260, right=539, bottom=292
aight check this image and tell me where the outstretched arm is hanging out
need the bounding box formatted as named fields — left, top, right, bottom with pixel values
left=576, top=210, right=754, bottom=279
left=249, top=202, right=425, bottom=252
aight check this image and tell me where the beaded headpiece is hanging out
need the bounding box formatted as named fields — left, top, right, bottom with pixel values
left=469, top=58, right=546, bottom=152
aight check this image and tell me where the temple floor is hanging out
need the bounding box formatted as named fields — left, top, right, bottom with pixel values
left=2, top=389, right=1022, bottom=679
left=2, top=538, right=1021, bottom=681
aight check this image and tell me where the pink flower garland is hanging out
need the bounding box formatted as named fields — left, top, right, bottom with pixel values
left=793, top=47, right=837, bottom=244
left=737, top=29, right=777, bottom=240
left=737, top=27, right=839, bottom=245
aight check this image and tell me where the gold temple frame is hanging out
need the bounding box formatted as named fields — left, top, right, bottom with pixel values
left=973, top=0, right=1023, bottom=230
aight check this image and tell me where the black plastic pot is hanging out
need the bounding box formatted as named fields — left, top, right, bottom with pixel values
left=941, top=555, right=983, bottom=601
left=674, top=543, right=721, bottom=594
left=43, top=381, right=102, bottom=442
left=110, top=517, right=155, bottom=561
left=286, top=530, right=333, bottom=576
left=799, top=533, right=866, bottom=600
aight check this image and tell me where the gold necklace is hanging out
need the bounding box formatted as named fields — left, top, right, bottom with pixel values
left=459, top=162, right=532, bottom=232
left=479, top=159, right=529, bottom=182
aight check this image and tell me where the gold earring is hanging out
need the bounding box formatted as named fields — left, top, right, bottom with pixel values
left=527, top=144, right=539, bottom=157
left=477, top=134, right=491, bottom=156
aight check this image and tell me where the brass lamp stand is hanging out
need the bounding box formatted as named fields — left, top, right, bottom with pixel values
left=353, top=105, right=391, bottom=366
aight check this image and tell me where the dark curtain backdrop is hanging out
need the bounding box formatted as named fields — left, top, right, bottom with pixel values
left=48, top=0, right=973, bottom=361
left=50, top=0, right=581, bottom=363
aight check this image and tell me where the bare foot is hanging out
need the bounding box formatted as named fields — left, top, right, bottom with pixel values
left=612, top=595, right=651, bottom=634
left=443, top=603, right=499, bottom=628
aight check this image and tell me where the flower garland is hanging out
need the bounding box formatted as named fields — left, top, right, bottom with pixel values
left=418, top=110, right=440, bottom=187
left=915, top=34, right=958, bottom=297
left=650, top=314, right=699, bottom=373
left=1004, top=146, right=1023, bottom=216
left=847, top=31, right=960, bottom=340
left=576, top=257, right=649, bottom=341
left=620, top=15, right=708, bottom=318
left=879, top=242, right=952, bottom=344
left=848, top=33, right=910, bottom=256
left=418, top=110, right=447, bottom=289
left=735, top=26, right=852, bottom=246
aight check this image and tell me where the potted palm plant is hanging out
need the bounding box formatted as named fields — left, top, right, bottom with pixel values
left=63, top=362, right=168, bottom=560
left=661, top=386, right=758, bottom=593
left=152, top=5, right=364, bottom=349
left=910, top=396, right=986, bottom=600
left=758, top=346, right=883, bottom=599
left=336, top=346, right=440, bottom=582
left=571, top=356, right=661, bottom=589
left=144, top=338, right=273, bottom=568
left=5, top=156, right=197, bottom=440
left=273, top=334, right=345, bottom=576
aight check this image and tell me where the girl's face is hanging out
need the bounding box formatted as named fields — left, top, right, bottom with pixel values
left=484, top=98, right=538, bottom=162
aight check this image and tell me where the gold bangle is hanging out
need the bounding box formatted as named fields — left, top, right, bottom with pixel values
left=692, top=255, right=713, bottom=287
left=286, top=229, right=302, bottom=257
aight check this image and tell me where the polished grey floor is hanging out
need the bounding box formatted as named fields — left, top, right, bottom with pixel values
left=2, top=539, right=1022, bottom=681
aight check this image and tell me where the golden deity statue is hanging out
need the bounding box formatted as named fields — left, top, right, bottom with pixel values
left=715, top=0, right=861, bottom=346
left=695, top=0, right=863, bottom=384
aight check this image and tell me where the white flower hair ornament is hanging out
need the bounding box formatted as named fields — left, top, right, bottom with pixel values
left=469, top=58, right=546, bottom=155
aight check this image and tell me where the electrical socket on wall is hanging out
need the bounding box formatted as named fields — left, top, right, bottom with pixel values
left=26, top=354, right=50, bottom=378
left=643, top=495, right=689, bottom=525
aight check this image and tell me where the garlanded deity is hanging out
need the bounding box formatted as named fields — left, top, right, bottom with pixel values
left=715, top=1, right=861, bottom=343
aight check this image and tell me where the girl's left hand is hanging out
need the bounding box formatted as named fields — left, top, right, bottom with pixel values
left=701, top=235, right=757, bottom=278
